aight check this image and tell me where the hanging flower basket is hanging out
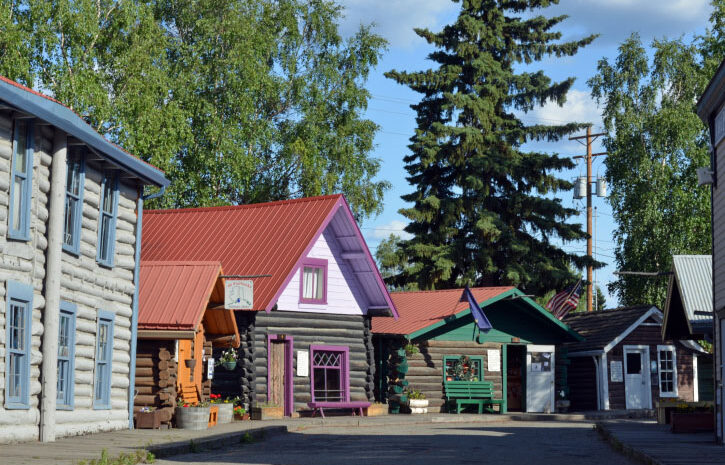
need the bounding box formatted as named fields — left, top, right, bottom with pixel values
left=184, top=359, right=196, bottom=369
left=222, top=360, right=237, bottom=371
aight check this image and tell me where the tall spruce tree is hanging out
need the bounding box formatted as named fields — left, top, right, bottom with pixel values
left=386, top=0, right=598, bottom=294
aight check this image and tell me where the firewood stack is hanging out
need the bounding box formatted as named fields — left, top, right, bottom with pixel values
left=134, top=341, right=178, bottom=424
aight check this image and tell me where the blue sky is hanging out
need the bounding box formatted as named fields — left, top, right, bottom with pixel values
left=338, top=0, right=713, bottom=307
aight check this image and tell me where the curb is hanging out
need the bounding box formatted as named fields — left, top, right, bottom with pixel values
left=146, top=425, right=288, bottom=459
left=594, top=422, right=661, bottom=465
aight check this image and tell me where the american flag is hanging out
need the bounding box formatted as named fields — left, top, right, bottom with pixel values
left=546, top=279, right=583, bottom=319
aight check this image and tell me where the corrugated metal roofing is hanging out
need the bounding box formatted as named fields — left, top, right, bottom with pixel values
left=0, top=75, right=168, bottom=187
left=563, top=305, right=657, bottom=353
left=672, top=255, right=712, bottom=323
left=142, top=195, right=396, bottom=315
left=139, top=261, right=223, bottom=330
left=373, top=287, right=514, bottom=336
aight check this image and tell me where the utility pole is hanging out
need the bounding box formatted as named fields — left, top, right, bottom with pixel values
left=570, top=126, right=607, bottom=312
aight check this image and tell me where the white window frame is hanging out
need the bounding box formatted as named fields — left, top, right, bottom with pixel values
left=657, top=344, right=678, bottom=398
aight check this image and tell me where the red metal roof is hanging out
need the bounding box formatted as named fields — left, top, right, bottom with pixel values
left=139, top=261, right=223, bottom=331
left=142, top=195, right=345, bottom=312
left=373, top=287, right=515, bottom=336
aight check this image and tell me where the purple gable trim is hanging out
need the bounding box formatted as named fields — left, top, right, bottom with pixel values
left=337, top=197, right=399, bottom=319
left=299, top=258, right=328, bottom=304
left=309, top=344, right=350, bottom=402
left=266, top=333, right=294, bottom=417
left=264, top=198, right=343, bottom=312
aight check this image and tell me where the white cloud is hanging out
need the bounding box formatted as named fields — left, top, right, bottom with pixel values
left=337, top=0, right=456, bottom=48
left=525, top=89, right=603, bottom=129
left=370, top=219, right=413, bottom=240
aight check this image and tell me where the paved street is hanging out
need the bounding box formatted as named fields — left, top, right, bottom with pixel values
left=156, top=420, right=634, bottom=465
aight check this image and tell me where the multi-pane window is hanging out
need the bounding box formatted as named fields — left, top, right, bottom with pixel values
left=311, top=346, right=348, bottom=402
left=658, top=346, right=678, bottom=397
left=443, top=355, right=484, bottom=382
left=300, top=259, right=327, bottom=304
left=5, top=281, right=33, bottom=409
left=93, top=311, right=114, bottom=409
left=57, top=302, right=76, bottom=409
left=96, top=173, right=118, bottom=267
left=9, top=119, right=33, bottom=240
left=63, top=151, right=84, bottom=254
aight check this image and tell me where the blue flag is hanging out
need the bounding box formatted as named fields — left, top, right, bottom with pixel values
left=460, top=285, right=492, bottom=333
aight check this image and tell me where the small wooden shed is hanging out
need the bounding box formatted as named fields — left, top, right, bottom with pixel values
left=564, top=306, right=706, bottom=411
left=373, top=287, right=581, bottom=413
left=134, top=261, right=239, bottom=424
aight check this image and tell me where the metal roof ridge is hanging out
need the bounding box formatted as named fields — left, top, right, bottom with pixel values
left=141, top=260, right=222, bottom=267
left=144, top=194, right=344, bottom=215
left=391, top=286, right=515, bottom=296
left=563, top=305, right=654, bottom=318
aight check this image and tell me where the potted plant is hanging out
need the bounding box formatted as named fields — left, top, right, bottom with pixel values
left=407, top=389, right=428, bottom=414
left=234, top=405, right=250, bottom=421
left=216, top=348, right=239, bottom=371
left=555, top=389, right=570, bottom=413
left=251, top=402, right=284, bottom=420
left=211, top=394, right=235, bottom=424
left=175, top=398, right=211, bottom=430
left=135, top=406, right=161, bottom=429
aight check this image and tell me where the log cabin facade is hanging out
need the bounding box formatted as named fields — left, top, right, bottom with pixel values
left=135, top=261, right=239, bottom=425
left=141, top=195, right=397, bottom=416
left=373, top=287, right=581, bottom=413
left=0, top=77, right=168, bottom=442
left=563, top=306, right=706, bottom=411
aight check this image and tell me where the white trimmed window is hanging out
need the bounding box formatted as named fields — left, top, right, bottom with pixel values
left=657, top=345, right=678, bottom=397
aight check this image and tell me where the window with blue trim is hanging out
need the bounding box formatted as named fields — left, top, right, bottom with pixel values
left=57, top=302, right=76, bottom=410
left=5, top=281, right=33, bottom=409
left=93, top=311, right=114, bottom=409
left=63, top=150, right=85, bottom=255
left=9, top=120, right=34, bottom=240
left=96, top=173, right=118, bottom=267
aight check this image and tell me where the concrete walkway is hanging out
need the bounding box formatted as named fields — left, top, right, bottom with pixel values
left=597, top=419, right=725, bottom=465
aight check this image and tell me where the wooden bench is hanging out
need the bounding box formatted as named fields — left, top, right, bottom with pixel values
left=307, top=401, right=371, bottom=418
left=444, top=381, right=504, bottom=414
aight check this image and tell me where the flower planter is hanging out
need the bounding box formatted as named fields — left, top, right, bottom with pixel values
left=556, top=399, right=570, bottom=413
left=409, top=399, right=428, bottom=414
left=671, top=412, right=714, bottom=434
left=217, top=403, right=234, bottom=424
left=135, top=410, right=161, bottom=429
left=175, top=406, right=210, bottom=430
left=184, top=359, right=196, bottom=369
left=235, top=412, right=251, bottom=421
left=366, top=403, right=388, bottom=417
left=222, top=361, right=237, bottom=371
left=251, top=405, right=284, bottom=420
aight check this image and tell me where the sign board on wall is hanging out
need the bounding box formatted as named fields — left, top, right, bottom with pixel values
left=225, top=279, right=253, bottom=309
left=487, top=349, right=501, bottom=372
left=207, top=358, right=215, bottom=380
left=297, top=350, right=309, bottom=377
left=610, top=361, right=623, bottom=382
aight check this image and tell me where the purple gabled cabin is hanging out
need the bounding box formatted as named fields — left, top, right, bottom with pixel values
left=142, top=195, right=397, bottom=416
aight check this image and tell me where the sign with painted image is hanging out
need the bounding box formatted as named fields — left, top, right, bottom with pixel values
left=297, top=350, right=309, bottom=377
left=487, top=349, right=501, bottom=372
left=225, top=279, right=253, bottom=309
left=207, top=358, right=215, bottom=380
left=610, top=361, right=623, bottom=382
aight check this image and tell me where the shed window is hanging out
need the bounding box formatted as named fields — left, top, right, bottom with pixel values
left=96, top=173, right=118, bottom=267
left=310, top=346, right=348, bottom=402
left=5, top=281, right=33, bottom=409
left=626, top=352, right=641, bottom=374
left=658, top=345, right=678, bottom=397
left=300, top=259, right=327, bottom=304
left=63, top=151, right=84, bottom=254
left=57, top=302, right=77, bottom=409
left=443, top=355, right=483, bottom=382
left=93, top=311, right=114, bottom=409
left=9, top=120, right=34, bottom=240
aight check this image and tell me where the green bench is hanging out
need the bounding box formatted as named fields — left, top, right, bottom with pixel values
left=444, top=381, right=504, bottom=414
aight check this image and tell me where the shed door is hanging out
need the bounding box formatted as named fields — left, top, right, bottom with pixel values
left=526, top=345, right=555, bottom=413
left=623, top=346, right=651, bottom=409
left=269, top=341, right=286, bottom=407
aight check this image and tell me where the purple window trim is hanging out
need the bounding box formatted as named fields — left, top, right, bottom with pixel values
left=299, top=258, right=328, bottom=305
left=309, top=345, right=350, bottom=403
left=266, top=334, right=294, bottom=417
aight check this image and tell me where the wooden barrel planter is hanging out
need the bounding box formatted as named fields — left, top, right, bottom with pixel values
left=175, top=406, right=210, bottom=430
left=217, top=403, right=234, bottom=424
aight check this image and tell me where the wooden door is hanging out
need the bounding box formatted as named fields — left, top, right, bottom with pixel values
left=269, top=341, right=286, bottom=407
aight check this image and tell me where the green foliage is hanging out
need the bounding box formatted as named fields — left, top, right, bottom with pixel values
left=76, top=449, right=154, bottom=465
left=385, top=0, right=598, bottom=294
left=588, top=30, right=714, bottom=307
left=240, top=432, right=255, bottom=444
left=407, top=389, right=425, bottom=400
left=0, top=0, right=389, bottom=218
left=403, top=342, right=419, bottom=356
left=375, top=234, right=418, bottom=291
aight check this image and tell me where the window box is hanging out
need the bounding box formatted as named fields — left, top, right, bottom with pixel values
left=251, top=405, right=284, bottom=420
left=671, top=412, right=714, bottom=433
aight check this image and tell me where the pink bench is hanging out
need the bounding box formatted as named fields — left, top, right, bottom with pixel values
left=307, top=401, right=371, bottom=418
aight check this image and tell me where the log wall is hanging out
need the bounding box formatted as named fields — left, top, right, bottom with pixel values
left=133, top=341, right=177, bottom=424
left=0, top=110, right=140, bottom=442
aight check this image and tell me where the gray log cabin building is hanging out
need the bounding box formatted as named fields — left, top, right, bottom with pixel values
left=141, top=195, right=397, bottom=416
left=0, top=76, right=168, bottom=442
